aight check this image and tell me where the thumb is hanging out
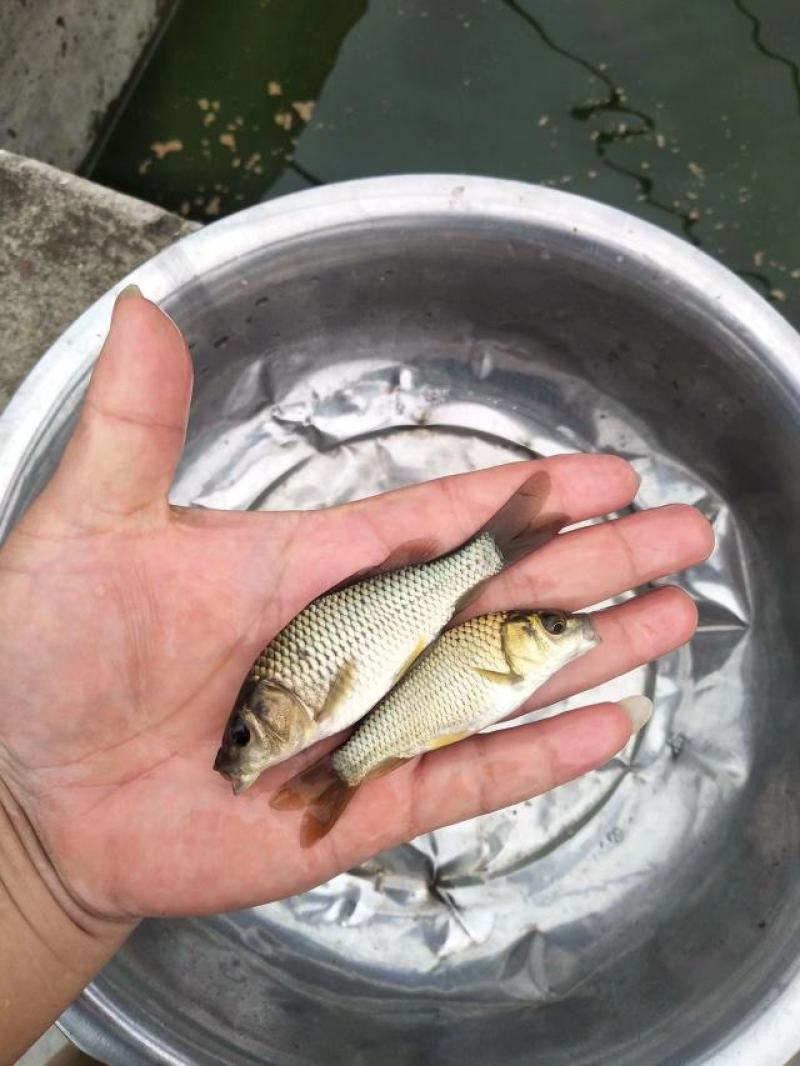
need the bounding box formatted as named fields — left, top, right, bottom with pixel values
left=43, top=287, right=192, bottom=528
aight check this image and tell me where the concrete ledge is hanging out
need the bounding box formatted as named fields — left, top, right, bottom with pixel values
left=0, top=149, right=199, bottom=410
left=0, top=0, right=165, bottom=170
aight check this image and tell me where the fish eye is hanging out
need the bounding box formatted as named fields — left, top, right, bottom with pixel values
left=230, top=720, right=251, bottom=747
left=542, top=612, right=567, bottom=636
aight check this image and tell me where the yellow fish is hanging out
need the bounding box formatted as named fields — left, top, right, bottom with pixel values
left=274, top=608, right=598, bottom=843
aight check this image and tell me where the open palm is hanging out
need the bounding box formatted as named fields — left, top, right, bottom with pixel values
left=0, top=294, right=712, bottom=922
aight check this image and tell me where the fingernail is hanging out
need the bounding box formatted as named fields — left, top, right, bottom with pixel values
left=116, top=283, right=143, bottom=302
left=619, top=695, right=653, bottom=733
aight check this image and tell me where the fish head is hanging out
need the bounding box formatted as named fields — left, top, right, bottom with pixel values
left=214, top=680, right=314, bottom=794
left=502, top=609, right=599, bottom=676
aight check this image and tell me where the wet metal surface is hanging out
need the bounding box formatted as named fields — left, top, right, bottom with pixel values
left=1, top=178, right=799, bottom=1063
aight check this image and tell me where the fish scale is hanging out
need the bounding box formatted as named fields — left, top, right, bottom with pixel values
left=331, top=614, right=512, bottom=784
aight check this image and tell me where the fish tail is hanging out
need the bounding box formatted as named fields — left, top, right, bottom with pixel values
left=271, top=757, right=338, bottom=809
left=480, top=469, right=565, bottom=567
left=300, top=779, right=358, bottom=846
left=271, top=757, right=358, bottom=845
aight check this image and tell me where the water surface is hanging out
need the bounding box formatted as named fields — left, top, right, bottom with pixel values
left=87, top=0, right=800, bottom=327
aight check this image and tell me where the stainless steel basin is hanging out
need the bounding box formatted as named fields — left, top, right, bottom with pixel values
left=1, top=176, right=799, bottom=1065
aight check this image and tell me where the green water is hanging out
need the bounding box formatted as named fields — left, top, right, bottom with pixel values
left=87, top=0, right=800, bottom=328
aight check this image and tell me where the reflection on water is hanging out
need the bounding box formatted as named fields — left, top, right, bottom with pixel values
left=87, top=0, right=800, bottom=327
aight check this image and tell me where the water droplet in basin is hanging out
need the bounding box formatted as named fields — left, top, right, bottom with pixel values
left=472, top=350, right=494, bottom=380
left=396, top=367, right=414, bottom=391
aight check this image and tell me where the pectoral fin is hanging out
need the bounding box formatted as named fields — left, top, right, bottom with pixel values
left=427, top=731, right=470, bottom=750
left=393, top=637, right=429, bottom=684
left=475, top=667, right=521, bottom=685
left=317, top=659, right=358, bottom=723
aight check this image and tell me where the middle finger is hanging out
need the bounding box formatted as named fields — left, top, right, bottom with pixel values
left=507, top=585, right=697, bottom=723
left=461, top=503, right=713, bottom=618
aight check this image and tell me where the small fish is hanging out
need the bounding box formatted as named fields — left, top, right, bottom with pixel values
left=273, top=608, right=598, bottom=843
left=214, top=470, right=563, bottom=793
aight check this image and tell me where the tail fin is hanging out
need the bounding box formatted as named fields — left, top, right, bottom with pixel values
left=479, top=469, right=565, bottom=568
left=271, top=758, right=358, bottom=846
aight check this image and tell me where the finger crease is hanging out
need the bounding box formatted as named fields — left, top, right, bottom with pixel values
left=87, top=400, right=185, bottom=434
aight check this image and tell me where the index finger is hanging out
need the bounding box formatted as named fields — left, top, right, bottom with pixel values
left=304, top=453, right=639, bottom=591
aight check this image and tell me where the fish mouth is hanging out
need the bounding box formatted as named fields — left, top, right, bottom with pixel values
left=231, top=775, right=255, bottom=795
left=215, top=766, right=255, bottom=795
left=213, top=752, right=257, bottom=795
left=213, top=746, right=231, bottom=773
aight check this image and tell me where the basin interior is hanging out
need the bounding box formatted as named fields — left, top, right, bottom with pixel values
left=44, top=214, right=800, bottom=1065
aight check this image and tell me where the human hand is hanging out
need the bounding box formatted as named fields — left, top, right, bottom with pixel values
left=0, top=292, right=713, bottom=924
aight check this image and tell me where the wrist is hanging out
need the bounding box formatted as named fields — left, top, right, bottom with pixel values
left=0, top=777, right=135, bottom=1063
